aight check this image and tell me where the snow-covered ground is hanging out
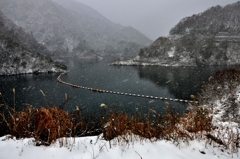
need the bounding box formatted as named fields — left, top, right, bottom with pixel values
left=0, top=134, right=239, bottom=159
left=1, top=75, right=240, bottom=159
left=0, top=99, right=240, bottom=159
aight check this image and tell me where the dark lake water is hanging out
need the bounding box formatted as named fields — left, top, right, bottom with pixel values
left=0, top=58, right=237, bottom=115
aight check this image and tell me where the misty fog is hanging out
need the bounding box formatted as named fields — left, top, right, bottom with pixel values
left=76, top=0, right=240, bottom=40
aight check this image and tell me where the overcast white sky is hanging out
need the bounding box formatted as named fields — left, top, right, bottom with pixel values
left=75, top=0, right=239, bottom=40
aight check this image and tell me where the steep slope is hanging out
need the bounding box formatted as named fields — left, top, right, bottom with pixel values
left=112, top=2, right=240, bottom=66
left=170, top=2, right=240, bottom=36
left=0, top=11, right=66, bottom=75
left=0, top=0, right=152, bottom=59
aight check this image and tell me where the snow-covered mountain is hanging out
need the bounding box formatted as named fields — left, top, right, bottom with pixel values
left=0, top=0, right=152, bottom=59
left=0, top=11, right=66, bottom=75
left=112, top=1, right=240, bottom=66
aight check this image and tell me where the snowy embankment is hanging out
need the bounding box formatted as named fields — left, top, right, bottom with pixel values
left=110, top=56, right=196, bottom=66
left=0, top=66, right=65, bottom=76
left=110, top=56, right=171, bottom=66
left=0, top=101, right=239, bottom=159
left=0, top=134, right=238, bottom=159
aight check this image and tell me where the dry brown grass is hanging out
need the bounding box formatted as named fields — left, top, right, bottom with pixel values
left=0, top=90, right=96, bottom=145
left=0, top=85, right=239, bottom=154
left=101, top=103, right=240, bottom=155
left=34, top=107, right=73, bottom=145
left=0, top=104, right=74, bottom=145
left=102, top=103, right=212, bottom=143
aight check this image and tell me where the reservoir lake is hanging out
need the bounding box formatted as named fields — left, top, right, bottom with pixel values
left=0, top=58, right=236, bottom=115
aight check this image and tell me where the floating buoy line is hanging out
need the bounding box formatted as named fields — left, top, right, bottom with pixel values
left=57, top=71, right=198, bottom=104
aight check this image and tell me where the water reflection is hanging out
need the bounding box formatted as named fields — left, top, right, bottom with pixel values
left=135, top=65, right=238, bottom=100
left=0, top=73, right=63, bottom=111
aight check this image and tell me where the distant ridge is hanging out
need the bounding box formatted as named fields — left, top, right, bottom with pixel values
left=0, top=0, right=152, bottom=60
left=0, top=11, right=66, bottom=75
left=111, top=1, right=240, bottom=66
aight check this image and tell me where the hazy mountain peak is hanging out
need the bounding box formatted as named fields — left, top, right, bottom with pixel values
left=0, top=0, right=152, bottom=59
left=0, top=10, right=66, bottom=75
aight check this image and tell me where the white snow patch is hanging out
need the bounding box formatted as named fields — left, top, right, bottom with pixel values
left=167, top=47, right=175, bottom=57
left=122, top=79, right=129, bottom=83
left=0, top=135, right=239, bottom=159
